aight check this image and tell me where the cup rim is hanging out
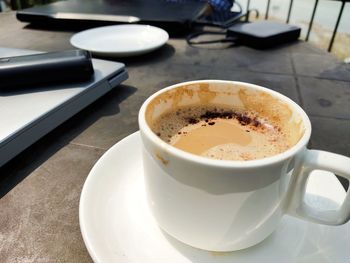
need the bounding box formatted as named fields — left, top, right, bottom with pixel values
left=138, top=80, right=311, bottom=168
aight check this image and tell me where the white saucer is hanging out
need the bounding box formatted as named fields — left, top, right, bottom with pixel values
left=70, top=25, right=169, bottom=57
left=80, top=132, right=350, bottom=263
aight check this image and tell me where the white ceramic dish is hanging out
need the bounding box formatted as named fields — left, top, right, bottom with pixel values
left=70, top=25, right=169, bottom=57
left=80, top=132, right=350, bottom=263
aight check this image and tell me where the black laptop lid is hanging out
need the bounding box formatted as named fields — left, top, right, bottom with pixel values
left=17, top=0, right=208, bottom=26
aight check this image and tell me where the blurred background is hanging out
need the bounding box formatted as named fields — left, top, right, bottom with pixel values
left=0, top=0, right=349, bottom=61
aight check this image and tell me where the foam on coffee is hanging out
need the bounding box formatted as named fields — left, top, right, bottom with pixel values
left=152, top=104, right=290, bottom=161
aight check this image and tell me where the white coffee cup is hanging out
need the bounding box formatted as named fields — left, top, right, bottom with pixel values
left=138, top=80, right=350, bottom=251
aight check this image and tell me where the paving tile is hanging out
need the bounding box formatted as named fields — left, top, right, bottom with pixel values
left=68, top=84, right=140, bottom=150
left=0, top=144, right=101, bottom=263
left=212, top=69, right=300, bottom=103
left=298, top=77, right=350, bottom=119
left=164, top=39, right=294, bottom=75
left=285, top=40, right=327, bottom=55
left=217, top=47, right=293, bottom=75
left=128, top=63, right=300, bottom=102
left=310, top=116, right=350, bottom=158
left=292, top=53, right=350, bottom=81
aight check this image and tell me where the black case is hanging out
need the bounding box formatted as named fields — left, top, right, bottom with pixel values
left=0, top=50, right=94, bottom=89
left=227, top=21, right=301, bottom=49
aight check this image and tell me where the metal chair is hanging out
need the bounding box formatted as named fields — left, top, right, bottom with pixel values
left=305, top=0, right=348, bottom=52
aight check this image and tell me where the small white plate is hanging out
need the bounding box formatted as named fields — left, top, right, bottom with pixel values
left=80, top=132, right=350, bottom=263
left=70, top=25, right=169, bottom=57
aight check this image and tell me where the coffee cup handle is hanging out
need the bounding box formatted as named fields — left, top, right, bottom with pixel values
left=287, top=149, right=350, bottom=225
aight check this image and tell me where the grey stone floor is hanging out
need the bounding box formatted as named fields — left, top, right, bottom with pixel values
left=0, top=12, right=349, bottom=262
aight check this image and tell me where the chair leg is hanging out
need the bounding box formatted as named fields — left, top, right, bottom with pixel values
left=246, top=0, right=250, bottom=12
left=328, top=0, right=346, bottom=52
left=306, top=0, right=319, bottom=41
left=245, top=0, right=250, bottom=21
left=265, top=0, right=271, bottom=20
left=286, top=0, right=294, bottom=23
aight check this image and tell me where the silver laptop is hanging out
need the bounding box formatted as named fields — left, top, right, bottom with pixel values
left=0, top=47, right=128, bottom=167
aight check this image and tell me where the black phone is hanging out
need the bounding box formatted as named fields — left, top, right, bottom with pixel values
left=0, top=50, right=94, bottom=89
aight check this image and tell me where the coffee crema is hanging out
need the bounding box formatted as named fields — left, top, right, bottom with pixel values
left=152, top=105, right=290, bottom=161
